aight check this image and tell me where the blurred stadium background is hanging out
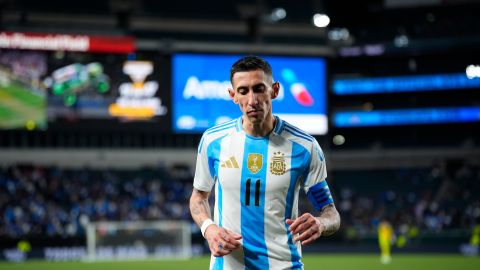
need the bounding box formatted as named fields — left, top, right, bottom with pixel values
left=0, top=0, right=480, bottom=269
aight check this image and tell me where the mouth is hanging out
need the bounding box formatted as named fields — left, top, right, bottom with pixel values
left=247, top=109, right=262, bottom=117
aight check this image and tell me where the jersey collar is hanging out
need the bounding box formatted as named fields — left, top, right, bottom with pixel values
left=272, top=115, right=285, bottom=135
left=235, top=115, right=285, bottom=135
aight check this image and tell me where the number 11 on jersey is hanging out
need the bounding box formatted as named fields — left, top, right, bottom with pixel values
left=245, top=178, right=261, bottom=206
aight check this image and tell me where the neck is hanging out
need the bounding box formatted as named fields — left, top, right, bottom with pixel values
left=242, top=114, right=275, bottom=137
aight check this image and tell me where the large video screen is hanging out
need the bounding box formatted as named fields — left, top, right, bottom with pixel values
left=172, top=54, right=327, bottom=134
left=0, top=50, right=47, bottom=130
left=0, top=49, right=170, bottom=130
left=46, top=52, right=169, bottom=125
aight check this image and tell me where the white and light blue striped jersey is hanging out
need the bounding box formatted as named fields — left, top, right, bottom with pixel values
left=194, top=115, right=334, bottom=270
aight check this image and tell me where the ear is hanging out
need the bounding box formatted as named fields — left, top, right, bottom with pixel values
left=228, top=88, right=238, bottom=104
left=271, top=82, right=280, bottom=99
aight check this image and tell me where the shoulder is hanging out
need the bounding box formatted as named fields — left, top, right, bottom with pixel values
left=277, top=118, right=325, bottom=162
left=279, top=119, right=318, bottom=149
left=198, top=118, right=240, bottom=153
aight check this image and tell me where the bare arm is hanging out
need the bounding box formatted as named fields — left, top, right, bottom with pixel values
left=189, top=188, right=242, bottom=256
left=286, top=203, right=341, bottom=245
left=316, top=203, right=341, bottom=236
left=189, top=188, right=212, bottom=228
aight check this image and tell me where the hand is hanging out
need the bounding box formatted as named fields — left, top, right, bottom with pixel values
left=286, top=213, right=325, bottom=245
left=204, top=225, right=242, bottom=257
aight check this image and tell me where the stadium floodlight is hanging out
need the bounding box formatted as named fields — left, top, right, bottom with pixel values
left=312, top=13, right=330, bottom=28
left=85, top=221, right=191, bottom=261
left=270, top=7, right=287, bottom=22
left=466, top=64, right=480, bottom=79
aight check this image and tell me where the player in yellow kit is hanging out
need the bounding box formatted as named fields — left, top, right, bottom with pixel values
left=470, top=224, right=480, bottom=252
left=378, top=219, right=394, bottom=264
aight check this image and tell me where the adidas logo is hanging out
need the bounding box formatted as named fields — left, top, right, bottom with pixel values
left=220, top=156, right=239, bottom=169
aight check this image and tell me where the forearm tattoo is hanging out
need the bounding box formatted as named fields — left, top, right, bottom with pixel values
left=317, top=204, right=341, bottom=236
left=189, top=190, right=212, bottom=227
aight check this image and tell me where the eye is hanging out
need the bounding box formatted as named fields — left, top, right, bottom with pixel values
left=253, top=85, right=266, bottom=93
left=237, top=88, right=248, bottom=95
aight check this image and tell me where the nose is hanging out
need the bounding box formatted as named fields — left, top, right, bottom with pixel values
left=247, top=91, right=258, bottom=106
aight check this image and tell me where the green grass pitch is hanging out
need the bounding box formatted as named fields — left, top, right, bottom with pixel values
left=0, top=82, right=45, bottom=129
left=0, top=254, right=479, bottom=270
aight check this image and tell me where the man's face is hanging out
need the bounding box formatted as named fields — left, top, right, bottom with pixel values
left=229, top=69, right=279, bottom=125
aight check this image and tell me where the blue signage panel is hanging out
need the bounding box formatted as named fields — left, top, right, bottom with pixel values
left=332, top=73, right=480, bottom=95
left=333, top=107, right=480, bottom=127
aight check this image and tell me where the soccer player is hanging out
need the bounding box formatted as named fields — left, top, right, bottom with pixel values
left=189, top=55, right=340, bottom=269
left=378, top=219, right=394, bottom=264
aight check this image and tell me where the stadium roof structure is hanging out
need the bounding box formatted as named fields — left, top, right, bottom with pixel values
left=1, top=0, right=480, bottom=56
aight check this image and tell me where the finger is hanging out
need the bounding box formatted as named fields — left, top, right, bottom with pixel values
left=221, top=231, right=240, bottom=246
left=288, top=214, right=310, bottom=232
left=209, top=230, right=241, bottom=253
left=226, top=230, right=242, bottom=240
left=213, top=250, right=229, bottom=257
left=287, top=218, right=302, bottom=232
left=211, top=242, right=223, bottom=256
left=291, top=218, right=315, bottom=235
left=295, top=227, right=317, bottom=243
left=212, top=243, right=234, bottom=257
left=218, top=240, right=238, bottom=250
left=210, top=244, right=221, bottom=256
left=285, top=219, right=294, bottom=225
left=292, top=221, right=310, bottom=235
left=213, top=249, right=232, bottom=257
left=220, top=232, right=231, bottom=242
left=217, top=233, right=240, bottom=250
left=223, top=239, right=242, bottom=250
left=301, top=236, right=317, bottom=246
left=224, top=230, right=242, bottom=249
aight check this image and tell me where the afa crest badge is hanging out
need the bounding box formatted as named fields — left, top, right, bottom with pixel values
left=270, top=151, right=286, bottom=175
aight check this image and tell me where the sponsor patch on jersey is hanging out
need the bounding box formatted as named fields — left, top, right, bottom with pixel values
left=247, top=153, right=263, bottom=174
left=270, top=151, right=287, bottom=175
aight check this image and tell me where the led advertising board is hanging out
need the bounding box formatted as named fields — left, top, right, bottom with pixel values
left=172, top=54, right=328, bottom=134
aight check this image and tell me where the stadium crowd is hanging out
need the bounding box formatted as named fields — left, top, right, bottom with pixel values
left=0, top=164, right=192, bottom=238
left=1, top=162, right=479, bottom=239
left=329, top=163, right=480, bottom=242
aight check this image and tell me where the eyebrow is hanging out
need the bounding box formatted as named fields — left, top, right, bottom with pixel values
left=235, top=82, right=267, bottom=91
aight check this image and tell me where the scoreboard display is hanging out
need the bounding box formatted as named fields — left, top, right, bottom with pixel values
left=0, top=32, right=171, bottom=131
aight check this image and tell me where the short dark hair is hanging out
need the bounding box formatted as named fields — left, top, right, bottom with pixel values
left=230, top=55, right=273, bottom=83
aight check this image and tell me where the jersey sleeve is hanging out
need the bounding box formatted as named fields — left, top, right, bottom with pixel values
left=303, top=140, right=334, bottom=210
left=193, top=134, right=215, bottom=192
